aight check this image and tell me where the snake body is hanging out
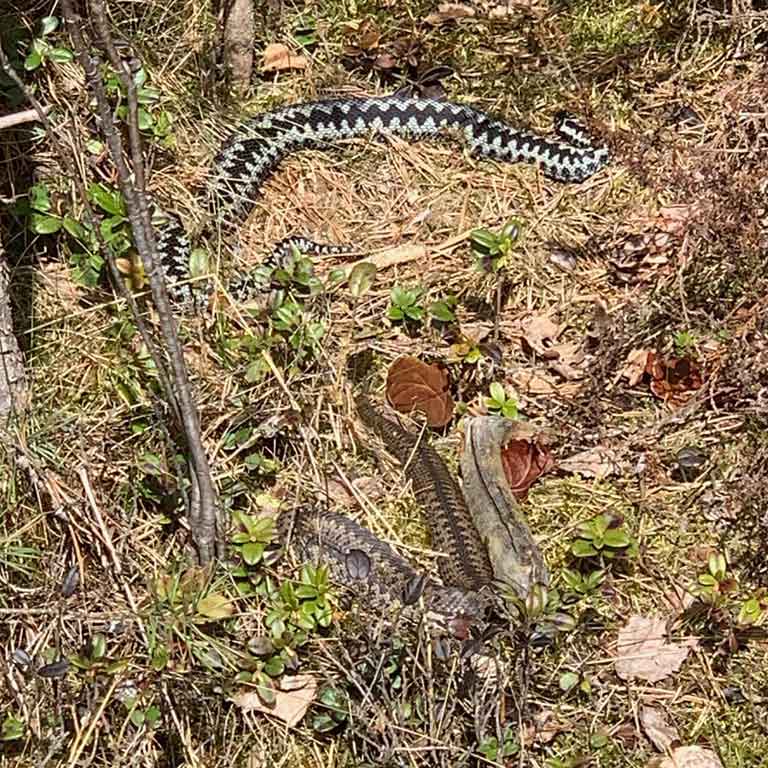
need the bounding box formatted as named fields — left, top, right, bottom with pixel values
left=160, top=94, right=608, bottom=628
left=158, top=94, right=610, bottom=304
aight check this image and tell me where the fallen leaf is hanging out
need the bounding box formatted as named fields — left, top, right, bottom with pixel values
left=196, top=592, right=235, bottom=620
left=321, top=244, right=427, bottom=280
left=654, top=745, right=723, bottom=768
left=640, top=706, right=680, bottom=753
left=645, top=353, right=703, bottom=406
left=615, top=615, right=697, bottom=683
left=621, top=348, right=653, bottom=387
left=324, top=478, right=357, bottom=508
left=386, top=356, right=454, bottom=427
left=262, top=43, right=308, bottom=72
left=424, top=2, right=476, bottom=25
left=521, top=314, right=560, bottom=356
left=355, top=18, right=381, bottom=50
left=231, top=673, right=318, bottom=727
left=512, top=369, right=584, bottom=398
left=558, top=447, right=621, bottom=480
left=500, top=434, right=554, bottom=500
left=521, top=709, right=568, bottom=747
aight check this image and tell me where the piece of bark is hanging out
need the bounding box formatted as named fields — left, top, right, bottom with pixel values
left=461, top=416, right=549, bottom=598
left=224, top=0, right=255, bottom=95
left=0, top=237, right=28, bottom=419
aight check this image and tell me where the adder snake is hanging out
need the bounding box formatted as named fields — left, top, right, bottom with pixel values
left=157, top=93, right=609, bottom=630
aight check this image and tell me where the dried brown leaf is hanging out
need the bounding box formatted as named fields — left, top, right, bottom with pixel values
left=558, top=447, right=621, bottom=480
left=262, top=43, right=308, bottom=72
left=500, top=434, right=554, bottom=500
left=615, top=615, right=697, bottom=683
left=646, top=353, right=704, bottom=406
left=521, top=314, right=560, bottom=355
left=424, top=2, right=476, bottom=25
left=621, top=348, right=653, bottom=387
left=640, top=706, right=680, bottom=753
left=654, top=745, right=723, bottom=768
left=386, top=356, right=454, bottom=427
left=230, top=674, right=317, bottom=727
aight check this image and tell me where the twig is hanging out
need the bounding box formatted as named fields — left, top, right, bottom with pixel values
left=60, top=0, right=223, bottom=562
left=0, top=106, right=50, bottom=130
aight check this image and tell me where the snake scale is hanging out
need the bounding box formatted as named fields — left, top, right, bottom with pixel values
left=158, top=94, right=609, bottom=629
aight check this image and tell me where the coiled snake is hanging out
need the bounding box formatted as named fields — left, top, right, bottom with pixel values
left=158, top=94, right=609, bottom=632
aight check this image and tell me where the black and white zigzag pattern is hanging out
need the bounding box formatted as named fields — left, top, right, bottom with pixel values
left=160, top=95, right=610, bottom=305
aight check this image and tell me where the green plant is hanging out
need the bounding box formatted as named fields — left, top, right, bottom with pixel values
left=478, top=726, right=519, bottom=762
left=428, top=295, right=457, bottom=323
left=23, top=16, right=74, bottom=71
left=69, top=633, right=129, bottom=677
left=693, top=552, right=737, bottom=608
left=104, top=65, right=174, bottom=147
left=503, top=584, right=576, bottom=641
left=1, top=714, right=24, bottom=741
left=470, top=219, right=523, bottom=272
left=561, top=567, right=604, bottom=597
left=571, top=513, right=638, bottom=561
left=388, top=284, right=424, bottom=322
left=23, top=180, right=132, bottom=287
left=559, top=669, right=592, bottom=695
left=673, top=329, right=697, bottom=357
left=265, top=565, right=334, bottom=641
left=485, top=382, right=518, bottom=418
left=312, top=686, right=350, bottom=733
left=230, top=511, right=276, bottom=566
left=123, top=699, right=162, bottom=729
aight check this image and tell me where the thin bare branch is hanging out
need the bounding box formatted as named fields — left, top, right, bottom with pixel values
left=60, top=0, right=222, bottom=561
left=0, top=106, right=50, bottom=130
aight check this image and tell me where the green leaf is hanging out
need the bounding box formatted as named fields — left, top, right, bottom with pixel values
left=137, top=107, right=154, bottom=131
left=602, top=528, right=630, bottom=549
left=501, top=400, right=518, bottom=419
left=151, top=643, right=168, bottom=671
left=136, top=86, right=161, bottom=104
left=348, top=261, right=377, bottom=298
left=429, top=301, right=456, bottom=322
left=254, top=673, right=277, bottom=706
left=41, top=16, right=59, bottom=35
left=571, top=539, right=598, bottom=557
left=48, top=47, right=74, bottom=63
left=470, top=228, right=498, bottom=250
left=708, top=552, right=726, bottom=580
left=30, top=214, right=62, bottom=234
left=189, top=247, right=209, bottom=279
left=489, top=382, right=506, bottom=404
left=263, top=656, right=285, bottom=677
left=90, top=633, right=106, bottom=660
left=196, top=592, right=235, bottom=620
left=561, top=568, right=582, bottom=591
left=145, top=705, right=161, bottom=725
left=24, top=49, right=43, bottom=71
left=387, top=305, right=404, bottom=321
left=241, top=542, right=265, bottom=565
left=559, top=671, right=579, bottom=691
left=312, top=713, right=337, bottom=733
left=29, top=183, right=51, bottom=212
left=404, top=305, right=423, bottom=321
left=1, top=714, right=25, bottom=741
left=62, top=216, right=87, bottom=240
left=88, top=183, right=125, bottom=216
left=130, top=709, right=146, bottom=727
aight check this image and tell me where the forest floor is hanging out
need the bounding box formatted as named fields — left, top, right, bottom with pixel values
left=1, top=1, right=768, bottom=767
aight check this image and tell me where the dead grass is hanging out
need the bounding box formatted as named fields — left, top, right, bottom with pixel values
left=2, top=1, right=768, bottom=767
